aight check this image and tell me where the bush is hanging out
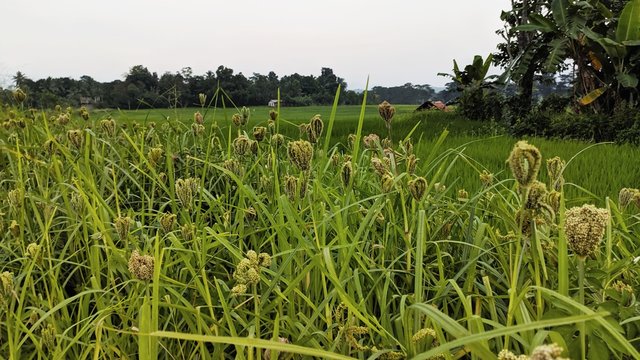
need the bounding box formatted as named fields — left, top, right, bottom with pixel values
left=458, top=87, right=504, bottom=122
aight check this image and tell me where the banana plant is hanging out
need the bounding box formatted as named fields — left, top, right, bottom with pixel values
left=437, top=54, right=497, bottom=91
left=510, top=0, right=640, bottom=108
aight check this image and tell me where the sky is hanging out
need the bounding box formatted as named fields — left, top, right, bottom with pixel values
left=0, top=0, right=511, bottom=90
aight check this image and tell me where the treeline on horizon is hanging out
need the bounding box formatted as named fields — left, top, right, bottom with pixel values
left=0, top=65, right=442, bottom=109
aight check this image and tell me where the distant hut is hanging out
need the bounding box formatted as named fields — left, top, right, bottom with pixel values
left=80, top=96, right=101, bottom=110
left=268, top=99, right=281, bottom=107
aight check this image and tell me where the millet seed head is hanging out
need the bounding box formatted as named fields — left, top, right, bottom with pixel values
left=270, top=133, right=284, bottom=147
left=128, top=250, right=155, bottom=281
left=547, top=190, right=561, bottom=214
left=619, top=188, right=637, bottom=209
left=233, top=135, right=251, bottom=156
left=284, top=175, right=299, bottom=201
left=252, top=126, right=267, bottom=142
left=480, top=170, right=494, bottom=188
left=287, top=140, right=313, bottom=171
left=381, top=137, right=393, bottom=150
left=67, top=129, right=84, bottom=149
left=1, top=271, right=14, bottom=294
left=309, top=114, right=324, bottom=141
left=408, top=177, right=428, bottom=201
left=371, top=157, right=388, bottom=177
left=381, top=173, right=395, bottom=193
left=546, top=156, right=565, bottom=191
left=232, top=113, right=243, bottom=127
left=240, top=106, right=250, bottom=124
left=508, top=140, right=542, bottom=188
left=411, top=328, right=436, bottom=343
left=114, top=216, right=133, bottom=241
left=79, top=107, right=90, bottom=121
left=378, top=100, right=395, bottom=124
left=159, top=212, right=177, bottom=233
left=525, top=181, right=548, bottom=210
left=13, top=88, right=26, bottom=102
left=564, top=204, right=609, bottom=258
left=529, top=343, right=567, bottom=360
left=194, top=111, right=204, bottom=125
left=363, top=134, right=380, bottom=150
left=341, top=161, right=353, bottom=188
left=406, top=154, right=417, bottom=174
left=191, top=123, right=205, bottom=136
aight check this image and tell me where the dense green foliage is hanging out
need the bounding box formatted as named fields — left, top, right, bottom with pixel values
left=496, top=0, right=640, bottom=112
left=1, top=92, right=639, bottom=359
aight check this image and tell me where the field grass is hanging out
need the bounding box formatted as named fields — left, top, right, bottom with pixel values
left=1, top=97, right=640, bottom=359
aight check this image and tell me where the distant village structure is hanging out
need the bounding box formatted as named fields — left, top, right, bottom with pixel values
left=79, top=96, right=101, bottom=110
left=267, top=99, right=281, bottom=107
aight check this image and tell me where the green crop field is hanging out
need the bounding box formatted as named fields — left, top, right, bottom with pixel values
left=1, top=99, right=639, bottom=359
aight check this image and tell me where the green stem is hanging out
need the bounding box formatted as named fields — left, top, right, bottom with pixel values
left=254, top=283, right=260, bottom=360
left=578, top=258, right=586, bottom=360
left=504, top=187, right=528, bottom=349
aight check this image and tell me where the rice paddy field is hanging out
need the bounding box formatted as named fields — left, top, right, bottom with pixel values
left=1, top=95, right=640, bottom=359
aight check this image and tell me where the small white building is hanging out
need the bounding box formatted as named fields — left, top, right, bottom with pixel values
left=268, top=99, right=280, bottom=107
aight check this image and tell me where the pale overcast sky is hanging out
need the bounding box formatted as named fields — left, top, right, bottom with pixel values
left=0, top=0, right=510, bottom=90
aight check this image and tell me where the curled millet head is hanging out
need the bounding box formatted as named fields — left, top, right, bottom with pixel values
left=309, top=115, right=324, bottom=141
left=194, top=111, right=204, bottom=125
left=114, top=216, right=133, bottom=241
left=480, top=170, right=494, bottom=188
left=381, top=173, right=395, bottom=193
left=619, top=188, right=637, bottom=209
left=406, top=154, right=417, bottom=174
left=525, top=181, right=548, bottom=210
left=565, top=204, right=609, bottom=258
left=270, top=133, right=284, bottom=147
left=79, top=107, right=90, bottom=121
left=252, top=126, right=267, bottom=142
left=284, top=175, right=299, bottom=201
left=341, top=161, right=353, bottom=188
left=508, top=141, right=542, bottom=188
left=371, top=157, right=388, bottom=177
left=159, top=212, right=177, bottom=233
left=547, top=191, right=561, bottom=214
left=287, top=140, right=313, bottom=171
left=363, top=134, right=380, bottom=150
left=26, top=243, right=42, bottom=260
left=181, top=223, right=196, bottom=241
left=1, top=271, right=14, bottom=295
left=233, top=135, right=251, bottom=156
left=67, top=129, right=84, bottom=150
left=408, top=177, right=428, bottom=201
left=13, top=88, right=26, bottom=102
left=240, top=106, right=250, bottom=125
left=546, top=156, right=565, bottom=191
left=100, top=118, right=116, bottom=137
left=9, top=220, right=20, bottom=238
left=191, top=123, right=205, bottom=136
left=232, top=113, right=243, bottom=127
left=128, top=250, right=155, bottom=281
left=378, top=101, right=395, bottom=124
left=147, top=147, right=164, bottom=167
